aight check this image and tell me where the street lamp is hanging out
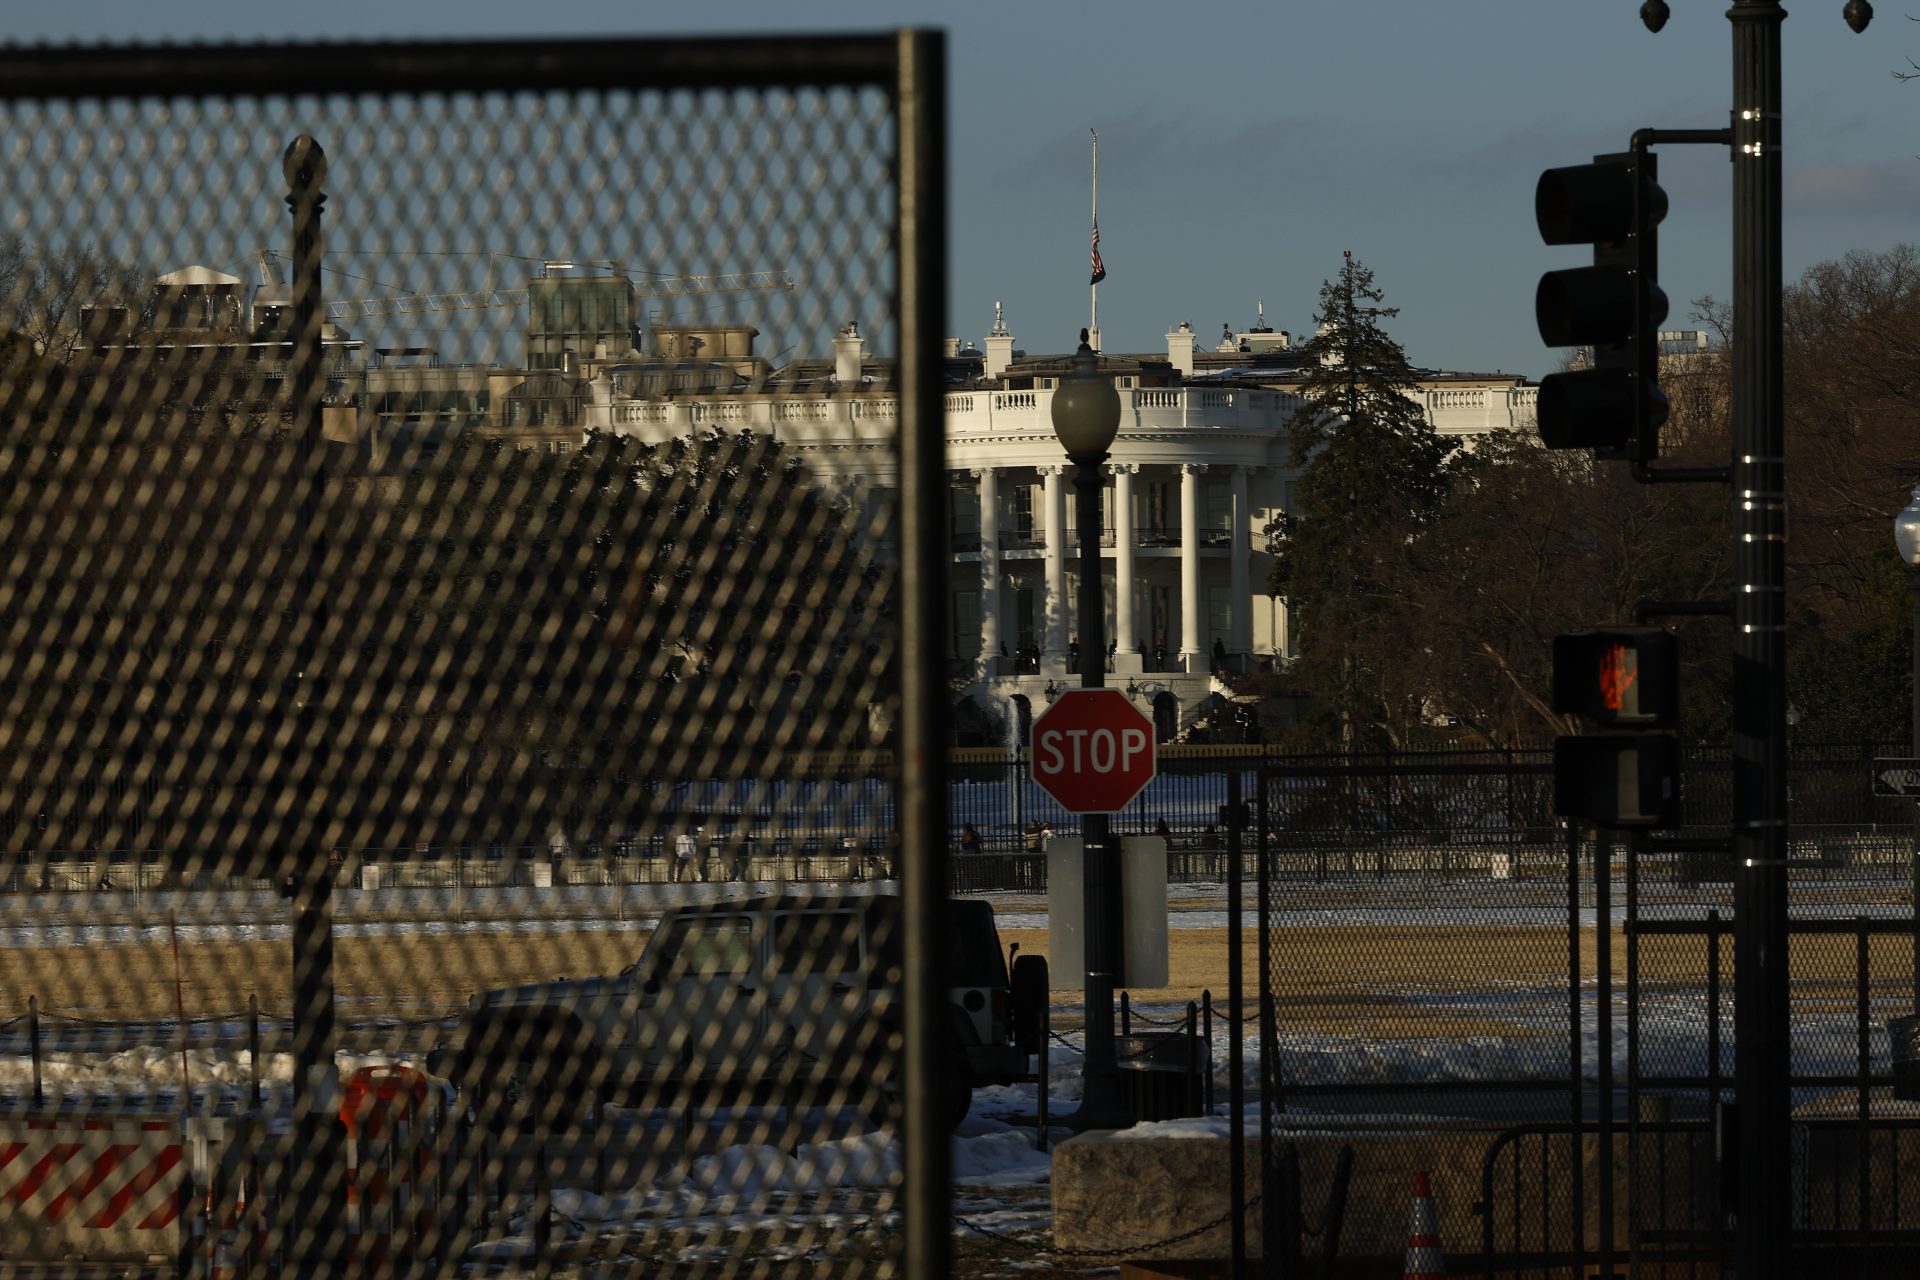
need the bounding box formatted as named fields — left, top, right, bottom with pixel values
left=1051, top=330, right=1129, bottom=1128
left=1894, top=484, right=1920, bottom=1013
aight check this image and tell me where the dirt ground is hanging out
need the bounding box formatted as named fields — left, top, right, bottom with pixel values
left=9, top=921, right=1910, bottom=1027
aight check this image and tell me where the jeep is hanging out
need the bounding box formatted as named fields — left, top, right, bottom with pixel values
left=426, top=890, right=1045, bottom=1131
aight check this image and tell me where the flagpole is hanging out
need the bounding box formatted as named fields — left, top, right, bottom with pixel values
left=1089, top=128, right=1100, bottom=352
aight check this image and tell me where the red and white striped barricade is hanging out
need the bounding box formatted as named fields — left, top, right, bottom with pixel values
left=341, top=1064, right=439, bottom=1277
left=0, top=1110, right=264, bottom=1276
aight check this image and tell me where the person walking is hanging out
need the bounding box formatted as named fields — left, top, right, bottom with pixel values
left=1023, top=820, right=1043, bottom=854
left=959, top=823, right=983, bottom=854
left=673, top=827, right=698, bottom=883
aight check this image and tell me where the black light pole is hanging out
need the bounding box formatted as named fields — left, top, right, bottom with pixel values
left=1732, top=8, right=1864, bottom=1275
left=1640, top=5, right=1874, bottom=1277
left=1724, top=4, right=1794, bottom=1270
left=1895, top=485, right=1920, bottom=1014
left=1053, top=332, right=1128, bottom=1129
left=283, top=134, right=343, bottom=1280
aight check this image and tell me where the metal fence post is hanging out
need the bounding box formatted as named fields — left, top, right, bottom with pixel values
left=250, top=994, right=262, bottom=1112
left=29, top=995, right=41, bottom=1109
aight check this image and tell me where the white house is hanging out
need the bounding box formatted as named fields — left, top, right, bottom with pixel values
left=582, top=305, right=1538, bottom=744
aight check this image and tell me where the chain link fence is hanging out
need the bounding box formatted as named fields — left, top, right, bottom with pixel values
left=1255, top=746, right=1920, bottom=1272
left=0, top=33, right=952, bottom=1278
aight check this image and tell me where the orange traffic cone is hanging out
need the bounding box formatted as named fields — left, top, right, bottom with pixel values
left=1404, top=1170, right=1445, bottom=1279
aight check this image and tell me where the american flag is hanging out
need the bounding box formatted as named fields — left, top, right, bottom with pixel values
left=1090, top=222, right=1107, bottom=286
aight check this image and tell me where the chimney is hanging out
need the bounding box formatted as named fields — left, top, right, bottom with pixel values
left=1166, top=321, right=1196, bottom=378
left=984, top=300, right=1015, bottom=381
left=834, top=321, right=865, bottom=384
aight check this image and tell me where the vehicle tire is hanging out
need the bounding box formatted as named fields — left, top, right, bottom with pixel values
left=1010, top=954, right=1049, bottom=1055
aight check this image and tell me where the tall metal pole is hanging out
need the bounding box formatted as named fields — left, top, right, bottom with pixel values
left=1910, top=563, right=1920, bottom=1014
left=283, top=134, right=343, bottom=1280
left=1728, top=6, right=1790, bottom=1275
left=1072, top=447, right=1128, bottom=1126
left=1226, top=767, right=1247, bottom=1280
left=1089, top=130, right=1099, bottom=351
left=897, top=28, right=952, bottom=1280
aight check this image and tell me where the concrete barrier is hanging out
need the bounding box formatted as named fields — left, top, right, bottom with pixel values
left=1051, top=1124, right=1494, bottom=1265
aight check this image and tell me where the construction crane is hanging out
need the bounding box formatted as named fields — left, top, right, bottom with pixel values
left=322, top=269, right=795, bottom=323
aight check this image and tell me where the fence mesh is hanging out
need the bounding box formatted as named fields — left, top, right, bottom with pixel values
left=0, top=39, right=937, bottom=1278
left=1258, top=747, right=1920, bottom=1271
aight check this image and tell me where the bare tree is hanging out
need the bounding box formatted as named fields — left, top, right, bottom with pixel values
left=0, top=237, right=147, bottom=364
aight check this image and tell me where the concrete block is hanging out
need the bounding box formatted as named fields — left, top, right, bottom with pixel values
left=1051, top=1125, right=1493, bottom=1264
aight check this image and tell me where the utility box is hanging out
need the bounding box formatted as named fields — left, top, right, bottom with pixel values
left=1046, top=836, right=1169, bottom=988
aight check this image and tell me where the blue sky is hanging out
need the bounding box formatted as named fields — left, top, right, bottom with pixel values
left=9, top=2, right=1915, bottom=377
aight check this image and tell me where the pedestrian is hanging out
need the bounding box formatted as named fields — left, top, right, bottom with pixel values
left=842, top=832, right=862, bottom=882
left=1023, top=820, right=1043, bottom=854
left=959, top=823, right=983, bottom=854
left=728, top=831, right=751, bottom=883
left=1039, top=821, right=1055, bottom=847
left=1153, top=818, right=1172, bottom=843
left=1212, top=637, right=1227, bottom=673
left=674, top=828, right=697, bottom=883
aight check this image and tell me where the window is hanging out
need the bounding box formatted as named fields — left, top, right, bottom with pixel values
left=1009, top=483, right=1035, bottom=539
left=771, top=911, right=863, bottom=975
left=1208, top=587, right=1234, bottom=651
left=1205, top=482, right=1234, bottom=543
left=949, top=482, right=980, bottom=540
left=655, top=916, right=755, bottom=976
left=952, top=589, right=980, bottom=657
left=1145, top=481, right=1173, bottom=538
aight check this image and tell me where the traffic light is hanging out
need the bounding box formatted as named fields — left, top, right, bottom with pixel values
left=1554, top=736, right=1681, bottom=828
left=1552, top=628, right=1681, bottom=827
left=1534, top=151, right=1669, bottom=461
left=1551, top=628, right=1678, bottom=727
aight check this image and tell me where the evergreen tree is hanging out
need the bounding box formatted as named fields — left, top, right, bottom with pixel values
left=1267, top=253, right=1457, bottom=747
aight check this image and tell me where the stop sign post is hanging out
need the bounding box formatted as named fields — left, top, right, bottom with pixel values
left=1031, top=689, right=1157, bottom=814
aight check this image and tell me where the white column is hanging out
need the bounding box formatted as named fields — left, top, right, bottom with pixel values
left=1229, top=464, right=1251, bottom=657
left=1112, top=463, right=1140, bottom=674
left=1179, top=463, right=1206, bottom=672
left=975, top=467, right=1000, bottom=678
left=1042, top=465, right=1069, bottom=667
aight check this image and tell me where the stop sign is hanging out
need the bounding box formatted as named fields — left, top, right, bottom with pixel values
left=1030, top=688, right=1157, bottom=814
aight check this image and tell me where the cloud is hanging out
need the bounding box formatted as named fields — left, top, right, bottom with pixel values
left=1786, top=163, right=1920, bottom=215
